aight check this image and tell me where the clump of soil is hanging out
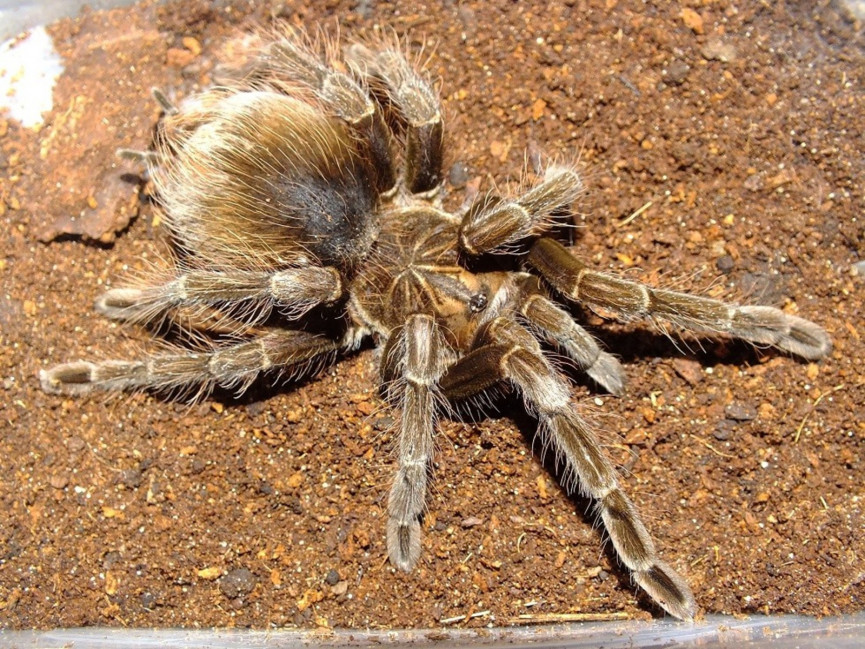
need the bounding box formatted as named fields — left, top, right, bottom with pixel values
left=1, top=0, right=863, bottom=630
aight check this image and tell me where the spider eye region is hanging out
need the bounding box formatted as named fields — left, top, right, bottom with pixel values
left=469, top=291, right=488, bottom=313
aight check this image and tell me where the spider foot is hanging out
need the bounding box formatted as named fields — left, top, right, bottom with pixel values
left=387, top=518, right=422, bottom=571
left=634, top=560, right=697, bottom=622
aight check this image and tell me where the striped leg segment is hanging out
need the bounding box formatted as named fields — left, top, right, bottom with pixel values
left=516, top=278, right=626, bottom=395
left=528, top=238, right=831, bottom=360
left=458, top=166, right=583, bottom=255
left=40, top=329, right=340, bottom=398
left=440, top=317, right=696, bottom=620
left=380, top=314, right=450, bottom=570
left=96, top=266, right=343, bottom=328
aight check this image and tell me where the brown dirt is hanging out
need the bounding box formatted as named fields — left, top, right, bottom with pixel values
left=1, top=0, right=863, bottom=630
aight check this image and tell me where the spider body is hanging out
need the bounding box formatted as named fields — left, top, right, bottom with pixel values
left=351, top=207, right=508, bottom=349
left=41, top=30, right=832, bottom=621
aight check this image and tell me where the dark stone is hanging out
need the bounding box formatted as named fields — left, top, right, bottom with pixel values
left=716, top=255, right=735, bottom=273
left=219, top=568, right=257, bottom=600
left=666, top=59, right=691, bottom=85
left=713, top=420, right=736, bottom=441
left=448, top=161, right=470, bottom=188
left=725, top=402, right=757, bottom=422
left=119, top=468, right=143, bottom=488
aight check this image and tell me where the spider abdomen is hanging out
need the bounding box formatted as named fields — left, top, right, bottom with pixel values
left=156, top=91, right=379, bottom=271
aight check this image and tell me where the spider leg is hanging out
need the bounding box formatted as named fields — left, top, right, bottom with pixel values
left=458, top=165, right=583, bottom=255
left=150, top=87, right=178, bottom=116
left=114, top=88, right=178, bottom=172
left=439, top=316, right=696, bottom=620
left=516, top=277, right=626, bottom=395
left=528, top=238, right=832, bottom=360
left=261, top=34, right=396, bottom=195
left=40, top=329, right=340, bottom=398
left=379, top=314, right=450, bottom=570
left=346, top=41, right=443, bottom=196
left=116, top=148, right=159, bottom=166
left=96, top=265, right=344, bottom=329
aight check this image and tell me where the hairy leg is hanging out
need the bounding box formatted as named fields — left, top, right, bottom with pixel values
left=515, top=275, right=625, bottom=395
left=528, top=238, right=831, bottom=360
left=440, top=316, right=696, bottom=620
left=96, top=265, right=343, bottom=329
left=458, top=165, right=583, bottom=255
left=40, top=329, right=340, bottom=398
left=379, top=314, right=450, bottom=570
left=346, top=40, right=443, bottom=196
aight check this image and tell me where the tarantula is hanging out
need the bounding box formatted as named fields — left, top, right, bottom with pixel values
left=40, top=30, right=831, bottom=620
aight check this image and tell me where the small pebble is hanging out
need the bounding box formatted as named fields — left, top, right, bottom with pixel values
left=246, top=401, right=267, bottom=417
left=258, top=480, right=275, bottom=495
left=725, top=403, right=757, bottom=422
left=448, top=161, right=470, bottom=187
left=279, top=495, right=304, bottom=515
left=701, top=38, right=737, bottom=62
left=716, top=255, right=735, bottom=273
left=665, top=59, right=690, bottom=85
left=219, top=568, right=257, bottom=600
left=49, top=473, right=69, bottom=489
left=102, top=551, right=122, bottom=569
left=332, top=580, right=349, bottom=596
left=372, top=415, right=395, bottom=431
left=119, top=468, right=142, bottom=488
left=713, top=420, right=735, bottom=441
left=324, top=569, right=340, bottom=586
left=672, top=357, right=703, bottom=386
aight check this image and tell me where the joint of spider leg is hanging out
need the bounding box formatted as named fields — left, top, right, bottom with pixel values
left=543, top=164, right=583, bottom=188
left=403, top=372, right=436, bottom=388
left=170, top=275, right=189, bottom=302
left=407, top=184, right=443, bottom=202
left=406, top=111, right=442, bottom=129
left=257, top=340, right=273, bottom=371
left=398, top=459, right=428, bottom=471
left=518, top=293, right=545, bottom=318
left=378, top=183, right=400, bottom=201
left=345, top=103, right=376, bottom=126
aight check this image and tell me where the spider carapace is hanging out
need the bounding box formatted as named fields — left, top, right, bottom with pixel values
left=41, top=30, right=831, bottom=621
